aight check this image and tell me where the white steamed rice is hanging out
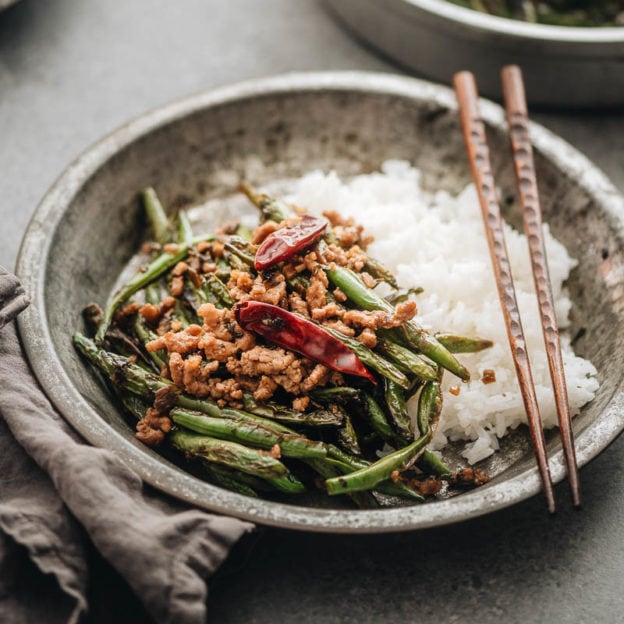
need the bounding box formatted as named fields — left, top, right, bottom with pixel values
left=286, top=160, right=599, bottom=464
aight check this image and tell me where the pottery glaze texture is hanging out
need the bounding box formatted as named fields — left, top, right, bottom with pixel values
left=17, top=73, right=624, bottom=531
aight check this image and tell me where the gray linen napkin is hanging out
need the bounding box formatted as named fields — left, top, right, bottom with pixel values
left=0, top=266, right=254, bottom=624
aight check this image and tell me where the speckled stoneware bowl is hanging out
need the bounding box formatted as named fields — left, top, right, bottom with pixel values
left=16, top=72, right=624, bottom=532
left=326, top=0, right=624, bottom=108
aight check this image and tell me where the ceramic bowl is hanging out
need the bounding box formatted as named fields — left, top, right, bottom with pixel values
left=326, top=0, right=624, bottom=108
left=16, top=72, right=624, bottom=532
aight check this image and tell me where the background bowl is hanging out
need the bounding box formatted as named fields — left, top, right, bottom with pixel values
left=16, top=71, right=624, bottom=532
left=325, top=0, right=624, bottom=108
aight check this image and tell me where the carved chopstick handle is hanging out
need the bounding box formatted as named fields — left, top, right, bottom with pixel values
left=502, top=65, right=580, bottom=507
left=454, top=71, right=556, bottom=513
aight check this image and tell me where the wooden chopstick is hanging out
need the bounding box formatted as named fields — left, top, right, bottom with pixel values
left=501, top=65, right=581, bottom=508
left=453, top=71, right=556, bottom=514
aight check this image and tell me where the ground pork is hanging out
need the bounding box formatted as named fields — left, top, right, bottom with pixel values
left=342, top=301, right=416, bottom=330
left=146, top=323, right=203, bottom=354
left=310, top=301, right=343, bottom=323
left=227, top=269, right=254, bottom=300
left=169, top=276, right=185, bottom=297
left=139, top=296, right=176, bottom=326
left=252, top=220, right=279, bottom=244
left=357, top=327, right=378, bottom=348
left=248, top=273, right=287, bottom=306
left=288, top=292, right=310, bottom=317
left=300, top=363, right=331, bottom=393
left=135, top=407, right=172, bottom=446
left=253, top=375, right=279, bottom=401
left=292, top=396, right=310, bottom=411
left=321, top=319, right=355, bottom=337
left=229, top=346, right=295, bottom=377
left=323, top=244, right=368, bottom=271
left=306, top=270, right=329, bottom=310
left=169, top=352, right=219, bottom=397
left=197, top=334, right=239, bottom=361
left=322, top=210, right=373, bottom=249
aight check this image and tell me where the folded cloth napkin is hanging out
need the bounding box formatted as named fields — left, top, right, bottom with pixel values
left=0, top=266, right=254, bottom=624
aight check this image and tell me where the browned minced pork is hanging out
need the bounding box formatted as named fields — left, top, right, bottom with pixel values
left=211, top=240, right=225, bottom=258
left=134, top=208, right=412, bottom=411
left=292, top=396, right=310, bottom=411
left=288, top=292, right=310, bottom=317
left=114, top=302, right=142, bottom=323
left=303, top=251, right=319, bottom=273
left=146, top=324, right=203, bottom=355
left=409, top=477, right=443, bottom=497
left=322, top=319, right=355, bottom=337
left=300, top=363, right=331, bottom=393
left=169, top=352, right=220, bottom=398
left=248, top=273, right=287, bottom=306
left=357, top=328, right=378, bottom=348
left=172, top=261, right=189, bottom=277
left=323, top=245, right=367, bottom=272
left=228, top=346, right=296, bottom=377
left=333, top=288, right=347, bottom=303
left=272, top=359, right=306, bottom=395
left=310, top=302, right=344, bottom=325
left=454, top=468, right=490, bottom=487
left=198, top=334, right=239, bottom=362
left=252, top=220, right=279, bottom=244
left=305, top=270, right=329, bottom=310
left=197, top=303, right=234, bottom=341
left=169, top=275, right=185, bottom=297
left=253, top=375, right=279, bottom=401
left=135, top=407, right=172, bottom=446
left=204, top=377, right=244, bottom=406
left=360, top=272, right=376, bottom=288
left=139, top=296, right=176, bottom=326
left=228, top=269, right=255, bottom=300
left=342, top=301, right=417, bottom=331
left=322, top=210, right=374, bottom=249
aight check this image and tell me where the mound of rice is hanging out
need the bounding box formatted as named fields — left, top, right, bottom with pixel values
left=288, top=160, right=599, bottom=464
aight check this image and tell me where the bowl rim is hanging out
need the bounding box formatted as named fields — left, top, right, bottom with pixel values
left=16, top=70, right=624, bottom=533
left=392, top=0, right=624, bottom=44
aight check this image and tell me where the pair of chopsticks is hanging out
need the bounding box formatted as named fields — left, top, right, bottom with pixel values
left=453, top=66, right=579, bottom=513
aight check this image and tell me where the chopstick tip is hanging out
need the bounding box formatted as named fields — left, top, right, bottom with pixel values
left=547, top=498, right=557, bottom=515
left=572, top=491, right=582, bottom=509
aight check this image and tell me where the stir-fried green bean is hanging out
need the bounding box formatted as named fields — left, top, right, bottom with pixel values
left=76, top=184, right=494, bottom=508
left=170, top=407, right=327, bottom=459
left=377, top=337, right=438, bottom=381
left=435, top=333, right=493, bottom=354
left=142, top=187, right=170, bottom=245
left=324, top=265, right=470, bottom=381
left=322, top=325, right=410, bottom=388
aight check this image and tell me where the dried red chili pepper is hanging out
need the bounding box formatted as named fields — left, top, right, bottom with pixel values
left=234, top=301, right=375, bottom=383
left=254, top=215, right=328, bottom=271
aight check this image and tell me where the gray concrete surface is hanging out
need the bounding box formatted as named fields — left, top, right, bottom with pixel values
left=1, top=1, right=623, bottom=622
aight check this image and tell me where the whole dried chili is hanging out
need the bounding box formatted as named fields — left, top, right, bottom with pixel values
left=254, top=215, right=328, bottom=270
left=234, top=301, right=376, bottom=383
